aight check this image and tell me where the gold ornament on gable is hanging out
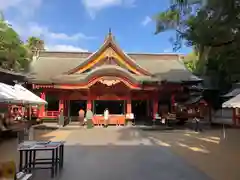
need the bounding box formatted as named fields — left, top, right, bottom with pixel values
left=99, top=79, right=120, bottom=86
left=103, top=48, right=118, bottom=59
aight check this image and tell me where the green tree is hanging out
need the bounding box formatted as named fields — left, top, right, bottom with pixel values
left=0, top=15, right=30, bottom=72
left=183, top=51, right=198, bottom=72
left=26, top=36, right=45, bottom=52
left=155, top=0, right=240, bottom=89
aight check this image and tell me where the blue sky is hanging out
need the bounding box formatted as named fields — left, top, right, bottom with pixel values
left=1, top=0, right=192, bottom=54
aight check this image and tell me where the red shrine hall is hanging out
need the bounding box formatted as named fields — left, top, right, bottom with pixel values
left=28, top=31, right=202, bottom=125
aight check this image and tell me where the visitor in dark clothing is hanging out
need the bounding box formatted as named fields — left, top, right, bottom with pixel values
left=194, top=107, right=202, bottom=132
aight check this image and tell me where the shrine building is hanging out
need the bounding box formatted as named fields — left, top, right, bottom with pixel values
left=28, top=31, right=201, bottom=125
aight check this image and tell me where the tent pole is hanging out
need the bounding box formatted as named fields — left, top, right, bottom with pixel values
left=223, top=124, right=226, bottom=139
left=29, top=105, right=32, bottom=121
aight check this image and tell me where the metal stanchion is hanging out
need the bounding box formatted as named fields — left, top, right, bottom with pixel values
left=223, top=124, right=226, bottom=139
left=17, top=130, right=24, bottom=144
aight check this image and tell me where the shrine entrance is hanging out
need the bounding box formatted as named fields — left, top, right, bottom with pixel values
left=93, top=100, right=125, bottom=115
left=69, top=100, right=87, bottom=117
left=132, top=100, right=148, bottom=124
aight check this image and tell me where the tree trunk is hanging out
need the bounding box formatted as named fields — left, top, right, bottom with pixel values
left=196, top=45, right=211, bottom=75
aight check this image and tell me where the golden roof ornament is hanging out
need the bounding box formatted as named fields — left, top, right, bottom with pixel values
left=104, top=28, right=115, bottom=42
left=108, top=28, right=112, bottom=36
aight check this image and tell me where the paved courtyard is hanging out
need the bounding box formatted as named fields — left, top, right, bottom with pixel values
left=1, top=124, right=239, bottom=180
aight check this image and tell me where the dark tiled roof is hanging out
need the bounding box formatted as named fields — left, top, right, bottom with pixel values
left=0, top=67, right=26, bottom=76
left=28, top=51, right=201, bottom=84
left=0, top=68, right=27, bottom=84
left=30, top=65, right=159, bottom=84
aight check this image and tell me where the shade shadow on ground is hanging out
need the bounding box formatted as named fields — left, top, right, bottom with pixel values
left=1, top=124, right=239, bottom=180
left=32, top=145, right=210, bottom=180
left=140, top=126, right=240, bottom=180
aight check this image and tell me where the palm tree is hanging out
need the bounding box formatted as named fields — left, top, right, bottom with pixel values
left=26, top=36, right=45, bottom=52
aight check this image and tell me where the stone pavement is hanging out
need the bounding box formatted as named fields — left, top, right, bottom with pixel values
left=30, top=125, right=210, bottom=180
left=140, top=127, right=240, bottom=180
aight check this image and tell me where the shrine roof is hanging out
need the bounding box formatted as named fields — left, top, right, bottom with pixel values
left=28, top=31, right=200, bottom=84
left=29, top=65, right=159, bottom=84
left=178, top=95, right=204, bottom=105
left=28, top=51, right=200, bottom=84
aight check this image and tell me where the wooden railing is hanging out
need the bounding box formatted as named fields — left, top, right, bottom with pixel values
left=93, top=115, right=126, bottom=125
left=45, top=111, right=59, bottom=118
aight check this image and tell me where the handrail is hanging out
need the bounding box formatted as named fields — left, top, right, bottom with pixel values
left=45, top=111, right=59, bottom=117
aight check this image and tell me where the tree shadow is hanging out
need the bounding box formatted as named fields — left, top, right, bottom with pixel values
left=31, top=144, right=211, bottom=180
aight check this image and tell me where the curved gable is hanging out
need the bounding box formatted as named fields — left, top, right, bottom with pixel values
left=84, top=65, right=139, bottom=84
left=67, top=31, right=151, bottom=76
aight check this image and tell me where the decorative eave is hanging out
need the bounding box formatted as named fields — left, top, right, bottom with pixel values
left=32, top=84, right=54, bottom=89
left=53, top=65, right=159, bottom=85
left=67, top=30, right=151, bottom=76
left=31, top=65, right=160, bottom=90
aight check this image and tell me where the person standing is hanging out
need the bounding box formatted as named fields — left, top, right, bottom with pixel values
left=58, top=108, right=64, bottom=128
left=104, top=108, right=109, bottom=128
left=85, top=108, right=94, bottom=129
left=78, top=108, right=85, bottom=126
left=194, top=107, right=202, bottom=132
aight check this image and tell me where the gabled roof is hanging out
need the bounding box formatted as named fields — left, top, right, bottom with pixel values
left=67, top=31, right=150, bottom=75
left=28, top=32, right=201, bottom=85
left=222, top=94, right=240, bottom=108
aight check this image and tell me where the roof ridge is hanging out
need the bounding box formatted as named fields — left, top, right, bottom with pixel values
left=128, top=52, right=181, bottom=55
left=38, top=50, right=182, bottom=56
left=38, top=51, right=91, bottom=54
left=38, top=57, right=87, bottom=59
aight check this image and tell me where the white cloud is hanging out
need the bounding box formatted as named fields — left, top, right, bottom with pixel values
left=46, top=45, right=88, bottom=52
left=10, top=22, right=95, bottom=42
left=0, top=0, right=42, bottom=17
left=0, top=0, right=26, bottom=10
left=2, top=0, right=92, bottom=52
left=163, top=48, right=173, bottom=53
left=82, top=0, right=136, bottom=18
left=8, top=22, right=91, bottom=52
left=49, top=32, right=96, bottom=41
left=141, top=16, right=152, bottom=26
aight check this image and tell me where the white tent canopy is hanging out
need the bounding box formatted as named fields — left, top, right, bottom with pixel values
left=0, top=91, right=23, bottom=104
left=0, top=83, right=25, bottom=104
left=0, top=83, right=47, bottom=105
left=222, top=94, right=240, bottom=108
left=14, top=84, right=47, bottom=105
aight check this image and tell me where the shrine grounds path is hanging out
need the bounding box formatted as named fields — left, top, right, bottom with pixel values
left=1, top=123, right=240, bottom=180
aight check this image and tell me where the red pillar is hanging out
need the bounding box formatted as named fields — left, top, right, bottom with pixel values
left=126, top=99, right=132, bottom=114
left=152, top=92, right=159, bottom=119
left=237, top=108, right=240, bottom=126
left=153, top=99, right=158, bottom=119
left=171, top=94, right=176, bottom=112
left=63, top=100, right=68, bottom=117
left=59, top=99, right=64, bottom=111
left=87, top=92, right=92, bottom=110
left=147, top=101, right=150, bottom=117
left=39, top=92, right=46, bottom=117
